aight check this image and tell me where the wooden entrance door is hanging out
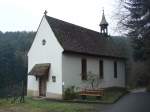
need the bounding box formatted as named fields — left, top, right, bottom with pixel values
left=39, top=77, right=46, bottom=96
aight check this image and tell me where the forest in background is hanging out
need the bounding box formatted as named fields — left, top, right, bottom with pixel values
left=0, top=31, right=35, bottom=96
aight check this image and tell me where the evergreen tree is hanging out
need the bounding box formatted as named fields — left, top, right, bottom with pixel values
left=120, top=0, right=150, bottom=61
left=118, top=0, right=150, bottom=86
left=0, top=31, right=35, bottom=97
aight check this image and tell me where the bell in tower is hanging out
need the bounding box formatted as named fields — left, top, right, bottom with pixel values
left=99, top=9, right=108, bottom=36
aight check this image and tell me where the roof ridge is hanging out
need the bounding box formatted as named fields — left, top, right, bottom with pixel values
left=45, top=15, right=100, bottom=34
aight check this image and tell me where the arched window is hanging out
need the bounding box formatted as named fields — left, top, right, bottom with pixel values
left=42, top=39, right=46, bottom=45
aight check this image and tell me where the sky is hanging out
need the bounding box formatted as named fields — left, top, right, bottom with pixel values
left=0, top=0, right=120, bottom=35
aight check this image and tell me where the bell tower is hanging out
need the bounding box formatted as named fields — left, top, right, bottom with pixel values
left=99, top=9, right=108, bottom=35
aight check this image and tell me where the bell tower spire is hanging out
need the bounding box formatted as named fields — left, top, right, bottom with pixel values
left=99, top=9, right=108, bottom=36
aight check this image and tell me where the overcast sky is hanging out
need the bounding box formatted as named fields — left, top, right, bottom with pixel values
left=0, top=0, right=120, bottom=35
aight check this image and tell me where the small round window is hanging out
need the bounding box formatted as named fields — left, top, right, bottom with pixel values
left=42, top=39, right=46, bottom=45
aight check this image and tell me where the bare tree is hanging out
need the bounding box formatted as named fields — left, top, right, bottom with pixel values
left=86, top=71, right=100, bottom=89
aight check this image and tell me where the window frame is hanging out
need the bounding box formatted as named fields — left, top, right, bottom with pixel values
left=99, top=60, right=104, bottom=79
left=114, top=61, right=117, bottom=78
left=42, top=39, right=46, bottom=45
left=81, top=58, right=87, bottom=80
left=52, top=76, right=56, bottom=82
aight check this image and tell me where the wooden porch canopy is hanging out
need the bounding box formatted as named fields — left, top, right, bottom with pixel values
left=28, top=63, right=50, bottom=77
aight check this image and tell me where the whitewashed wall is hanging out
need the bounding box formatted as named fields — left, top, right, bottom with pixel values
left=62, top=54, right=125, bottom=89
left=28, top=76, right=39, bottom=92
left=27, top=16, right=63, bottom=96
left=102, top=59, right=125, bottom=87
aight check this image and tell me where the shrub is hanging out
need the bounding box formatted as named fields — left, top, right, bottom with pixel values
left=104, top=87, right=128, bottom=92
left=63, top=86, right=78, bottom=100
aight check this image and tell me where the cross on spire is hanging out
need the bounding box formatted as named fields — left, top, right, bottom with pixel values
left=44, top=10, right=48, bottom=16
left=102, top=7, right=104, bottom=14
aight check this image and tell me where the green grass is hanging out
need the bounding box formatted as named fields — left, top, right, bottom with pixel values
left=0, top=97, right=100, bottom=112
left=101, top=87, right=129, bottom=103
left=0, top=87, right=128, bottom=112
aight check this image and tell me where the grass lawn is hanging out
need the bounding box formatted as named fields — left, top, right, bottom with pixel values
left=0, top=87, right=128, bottom=112
left=101, top=87, right=129, bottom=103
left=0, top=97, right=107, bottom=112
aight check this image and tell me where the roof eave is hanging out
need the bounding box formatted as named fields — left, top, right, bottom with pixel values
left=63, top=50, right=127, bottom=60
